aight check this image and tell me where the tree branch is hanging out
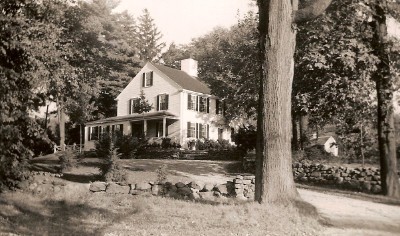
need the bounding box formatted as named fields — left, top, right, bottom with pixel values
left=293, top=0, right=333, bottom=23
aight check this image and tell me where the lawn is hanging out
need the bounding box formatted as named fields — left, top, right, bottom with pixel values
left=0, top=153, right=323, bottom=235
left=0, top=190, right=322, bottom=236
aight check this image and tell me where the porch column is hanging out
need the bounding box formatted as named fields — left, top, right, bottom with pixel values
left=143, top=120, right=147, bottom=137
left=163, top=117, right=167, bottom=137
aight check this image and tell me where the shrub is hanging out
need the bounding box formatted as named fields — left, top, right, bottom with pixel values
left=304, top=145, right=332, bottom=161
left=115, top=134, right=142, bottom=159
left=99, top=143, right=127, bottom=183
left=58, top=151, right=78, bottom=173
left=156, top=164, right=168, bottom=183
left=231, top=127, right=257, bottom=152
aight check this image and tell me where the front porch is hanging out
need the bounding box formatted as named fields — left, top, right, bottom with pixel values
left=84, top=111, right=180, bottom=150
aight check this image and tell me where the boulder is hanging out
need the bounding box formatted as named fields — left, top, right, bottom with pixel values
left=199, top=191, right=215, bottom=201
left=90, top=182, right=107, bottom=192
left=215, top=184, right=228, bottom=195
left=175, top=182, right=186, bottom=188
left=371, top=185, right=382, bottom=194
left=106, top=183, right=130, bottom=194
left=177, top=186, right=192, bottom=196
left=202, top=183, right=215, bottom=192
left=135, top=182, right=151, bottom=191
left=188, top=181, right=203, bottom=190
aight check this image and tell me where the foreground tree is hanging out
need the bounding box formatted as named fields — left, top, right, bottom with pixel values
left=255, top=0, right=332, bottom=203
left=370, top=0, right=400, bottom=197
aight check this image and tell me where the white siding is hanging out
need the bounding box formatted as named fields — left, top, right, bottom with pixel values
left=116, top=63, right=181, bottom=116
left=179, top=90, right=231, bottom=147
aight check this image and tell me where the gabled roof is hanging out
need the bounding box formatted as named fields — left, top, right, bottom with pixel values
left=150, top=62, right=211, bottom=94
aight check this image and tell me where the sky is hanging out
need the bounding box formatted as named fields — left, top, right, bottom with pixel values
left=114, top=0, right=256, bottom=46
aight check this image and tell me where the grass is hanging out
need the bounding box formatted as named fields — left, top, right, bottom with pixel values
left=0, top=191, right=322, bottom=236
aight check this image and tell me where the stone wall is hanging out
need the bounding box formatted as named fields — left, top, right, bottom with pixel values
left=243, top=158, right=400, bottom=194
left=89, top=175, right=256, bottom=201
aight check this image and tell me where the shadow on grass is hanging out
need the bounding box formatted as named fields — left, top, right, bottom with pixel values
left=0, top=195, right=149, bottom=236
left=61, top=173, right=101, bottom=183
left=0, top=198, right=110, bottom=235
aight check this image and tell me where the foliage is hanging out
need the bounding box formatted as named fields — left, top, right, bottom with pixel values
left=163, top=12, right=260, bottom=126
left=114, top=133, right=143, bottom=159
left=0, top=0, right=65, bottom=190
left=231, top=126, right=257, bottom=152
left=194, top=139, right=235, bottom=151
left=58, top=151, right=78, bottom=173
left=99, top=143, right=127, bottom=183
left=136, top=8, right=166, bottom=62
left=133, top=90, right=153, bottom=114
left=156, top=164, right=168, bottom=183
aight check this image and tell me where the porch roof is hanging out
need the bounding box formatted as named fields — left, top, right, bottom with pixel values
left=85, top=111, right=178, bottom=126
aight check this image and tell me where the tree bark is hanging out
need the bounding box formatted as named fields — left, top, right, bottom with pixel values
left=299, top=114, right=309, bottom=150
left=57, top=99, right=66, bottom=151
left=372, top=2, right=400, bottom=198
left=255, top=0, right=299, bottom=204
left=292, top=114, right=299, bottom=150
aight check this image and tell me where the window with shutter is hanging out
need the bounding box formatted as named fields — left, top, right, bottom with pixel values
left=129, top=98, right=140, bottom=114
left=158, top=94, right=169, bottom=111
left=143, top=71, right=154, bottom=87
left=188, top=94, right=197, bottom=110
left=187, top=122, right=196, bottom=138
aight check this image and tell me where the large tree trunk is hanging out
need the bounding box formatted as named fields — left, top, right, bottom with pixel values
left=255, top=0, right=299, bottom=204
left=299, top=114, right=309, bottom=150
left=373, top=2, right=400, bottom=198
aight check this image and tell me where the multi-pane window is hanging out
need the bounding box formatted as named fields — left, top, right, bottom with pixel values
left=187, top=93, right=209, bottom=113
left=187, top=94, right=197, bottom=110
left=216, top=99, right=223, bottom=115
left=199, top=124, right=209, bottom=139
left=157, top=94, right=169, bottom=111
left=187, top=122, right=196, bottom=138
left=199, top=97, right=208, bottom=113
left=187, top=122, right=209, bottom=139
left=129, top=98, right=140, bottom=114
left=218, top=128, right=223, bottom=141
left=142, top=71, right=153, bottom=87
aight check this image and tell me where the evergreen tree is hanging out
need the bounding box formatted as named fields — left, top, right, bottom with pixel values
left=136, top=9, right=166, bottom=62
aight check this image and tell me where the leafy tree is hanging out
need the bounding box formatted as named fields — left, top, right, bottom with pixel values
left=255, top=0, right=332, bottom=204
left=133, top=90, right=153, bottom=114
left=179, top=12, right=260, bottom=127
left=136, top=8, right=166, bottom=62
left=162, top=43, right=190, bottom=69
left=0, top=0, right=67, bottom=189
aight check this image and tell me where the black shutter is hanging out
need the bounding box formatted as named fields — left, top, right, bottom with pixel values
left=142, top=73, right=146, bottom=87
left=187, top=122, right=191, bottom=137
left=207, top=125, right=209, bottom=139
left=88, top=127, right=91, bottom=141
left=129, top=99, right=132, bottom=114
left=196, top=123, right=199, bottom=138
left=187, top=94, right=191, bottom=110
left=206, top=98, right=210, bottom=113
left=157, top=95, right=160, bottom=111
left=150, top=71, right=153, bottom=86
left=165, top=94, right=169, bottom=110
left=196, top=96, right=199, bottom=111
left=199, top=124, right=203, bottom=138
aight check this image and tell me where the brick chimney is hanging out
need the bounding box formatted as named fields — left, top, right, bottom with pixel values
left=180, top=58, right=198, bottom=77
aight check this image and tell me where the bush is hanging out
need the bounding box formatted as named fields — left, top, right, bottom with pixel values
left=231, top=127, right=257, bottom=152
left=58, top=151, right=78, bottom=173
left=115, top=134, right=142, bottom=159
left=99, top=143, right=127, bottom=183
left=304, top=145, right=332, bottom=161
left=156, top=164, right=168, bottom=183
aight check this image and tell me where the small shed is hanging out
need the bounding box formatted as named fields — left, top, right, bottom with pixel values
left=313, top=136, right=338, bottom=156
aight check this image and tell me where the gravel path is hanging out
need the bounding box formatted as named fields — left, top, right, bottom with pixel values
left=299, top=189, right=400, bottom=235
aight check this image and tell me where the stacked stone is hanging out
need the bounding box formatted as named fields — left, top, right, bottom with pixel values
left=233, top=175, right=255, bottom=200
left=89, top=177, right=257, bottom=201
left=292, top=162, right=384, bottom=194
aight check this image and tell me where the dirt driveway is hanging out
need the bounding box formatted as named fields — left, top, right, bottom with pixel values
left=299, top=189, right=400, bottom=235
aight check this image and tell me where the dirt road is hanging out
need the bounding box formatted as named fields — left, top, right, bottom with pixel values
left=299, top=189, right=400, bottom=236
